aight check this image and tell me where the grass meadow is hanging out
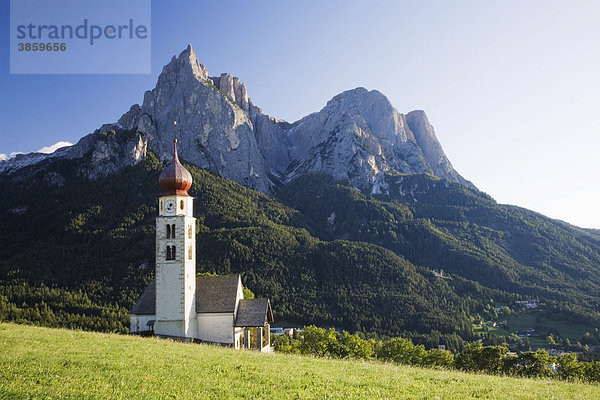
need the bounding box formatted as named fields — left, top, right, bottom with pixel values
left=1, top=323, right=599, bottom=399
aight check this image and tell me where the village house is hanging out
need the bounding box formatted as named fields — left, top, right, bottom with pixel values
left=129, top=140, right=273, bottom=351
left=516, top=299, right=538, bottom=309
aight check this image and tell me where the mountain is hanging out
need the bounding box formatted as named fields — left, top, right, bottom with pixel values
left=272, top=87, right=472, bottom=189
left=1, top=46, right=600, bottom=348
left=0, top=154, right=489, bottom=345
left=0, top=45, right=469, bottom=193
left=1, top=152, right=599, bottom=348
left=278, top=174, right=600, bottom=314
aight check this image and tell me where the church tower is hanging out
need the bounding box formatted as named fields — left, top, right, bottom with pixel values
left=154, top=139, right=197, bottom=338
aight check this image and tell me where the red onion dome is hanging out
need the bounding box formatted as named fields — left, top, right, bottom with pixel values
left=159, top=139, right=193, bottom=195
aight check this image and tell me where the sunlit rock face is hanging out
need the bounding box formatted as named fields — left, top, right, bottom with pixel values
left=2, top=45, right=472, bottom=194
left=405, top=110, right=471, bottom=187
left=257, top=87, right=471, bottom=190
left=118, top=45, right=269, bottom=192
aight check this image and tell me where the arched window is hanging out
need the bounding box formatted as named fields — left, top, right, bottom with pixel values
left=188, top=225, right=192, bottom=239
left=188, top=245, right=192, bottom=260
left=166, top=224, right=171, bottom=239
left=166, top=245, right=176, bottom=260
left=171, top=224, right=176, bottom=238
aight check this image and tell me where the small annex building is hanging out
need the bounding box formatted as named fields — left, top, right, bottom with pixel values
left=129, top=140, right=273, bottom=351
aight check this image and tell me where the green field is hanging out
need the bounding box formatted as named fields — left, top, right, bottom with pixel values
left=505, top=312, right=596, bottom=338
left=0, top=323, right=599, bottom=399
left=474, top=310, right=598, bottom=347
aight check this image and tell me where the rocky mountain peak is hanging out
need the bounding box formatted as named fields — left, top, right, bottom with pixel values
left=322, top=87, right=412, bottom=143
left=155, top=45, right=209, bottom=90
left=325, top=87, right=392, bottom=114
left=117, top=46, right=270, bottom=192
left=2, top=46, right=472, bottom=194
left=260, top=85, right=472, bottom=190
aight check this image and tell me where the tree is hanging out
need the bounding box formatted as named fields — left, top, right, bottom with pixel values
left=454, top=342, right=483, bottom=372
left=335, top=331, right=374, bottom=359
left=455, top=342, right=507, bottom=373
left=510, top=350, right=555, bottom=378
left=272, top=333, right=300, bottom=354
left=299, top=325, right=328, bottom=356
left=583, top=361, right=600, bottom=383
left=479, top=345, right=509, bottom=373
left=423, top=349, right=454, bottom=368
left=378, top=337, right=425, bottom=365
left=556, top=354, right=584, bottom=381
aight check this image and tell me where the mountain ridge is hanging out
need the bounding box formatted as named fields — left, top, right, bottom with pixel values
left=1, top=151, right=600, bottom=348
left=2, top=45, right=599, bottom=347
left=1, top=45, right=471, bottom=194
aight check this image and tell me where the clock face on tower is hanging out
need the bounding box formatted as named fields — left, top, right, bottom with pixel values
left=164, top=199, right=176, bottom=215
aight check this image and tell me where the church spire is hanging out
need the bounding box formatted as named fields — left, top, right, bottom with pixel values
left=159, top=139, right=193, bottom=195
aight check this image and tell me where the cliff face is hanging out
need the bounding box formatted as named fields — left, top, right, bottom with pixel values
left=117, top=45, right=270, bottom=192
left=405, top=110, right=471, bottom=187
left=279, top=88, right=431, bottom=188
left=254, top=87, right=472, bottom=190
left=0, top=45, right=471, bottom=193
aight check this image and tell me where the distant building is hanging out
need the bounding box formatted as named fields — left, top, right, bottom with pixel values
left=129, top=140, right=273, bottom=351
left=546, top=349, right=567, bottom=357
left=270, top=327, right=285, bottom=335
left=516, top=299, right=538, bottom=309
left=284, top=328, right=295, bottom=336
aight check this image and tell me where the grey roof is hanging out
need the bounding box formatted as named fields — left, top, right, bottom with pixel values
left=235, top=298, right=274, bottom=327
left=130, top=274, right=273, bottom=323
left=130, top=280, right=156, bottom=315
left=195, top=274, right=241, bottom=313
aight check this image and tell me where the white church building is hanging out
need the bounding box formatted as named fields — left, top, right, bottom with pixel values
left=130, top=140, right=273, bottom=351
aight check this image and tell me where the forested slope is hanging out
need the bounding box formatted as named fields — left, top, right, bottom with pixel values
left=1, top=153, right=599, bottom=346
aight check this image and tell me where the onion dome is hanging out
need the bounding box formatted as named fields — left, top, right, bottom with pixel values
left=159, top=139, right=192, bottom=195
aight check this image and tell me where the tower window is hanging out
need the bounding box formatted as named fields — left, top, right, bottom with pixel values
left=166, top=225, right=171, bottom=239
left=188, top=245, right=193, bottom=260
left=166, top=245, right=176, bottom=260
left=171, top=224, right=176, bottom=238
left=180, top=200, right=184, bottom=210
left=188, top=225, right=192, bottom=239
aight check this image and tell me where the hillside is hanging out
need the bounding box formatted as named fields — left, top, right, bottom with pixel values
left=1, top=147, right=600, bottom=350
left=1, top=323, right=598, bottom=400
left=0, top=152, right=485, bottom=343
left=3, top=46, right=599, bottom=349
left=278, top=174, right=600, bottom=323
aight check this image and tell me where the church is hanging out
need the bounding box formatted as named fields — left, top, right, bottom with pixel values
left=129, top=140, right=273, bottom=351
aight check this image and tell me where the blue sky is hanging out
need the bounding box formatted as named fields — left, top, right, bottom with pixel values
left=1, top=0, right=599, bottom=228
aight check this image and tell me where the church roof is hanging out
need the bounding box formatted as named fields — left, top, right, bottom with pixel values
left=195, top=274, right=241, bottom=313
left=235, top=298, right=274, bottom=327
left=130, top=280, right=156, bottom=315
left=129, top=274, right=244, bottom=315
